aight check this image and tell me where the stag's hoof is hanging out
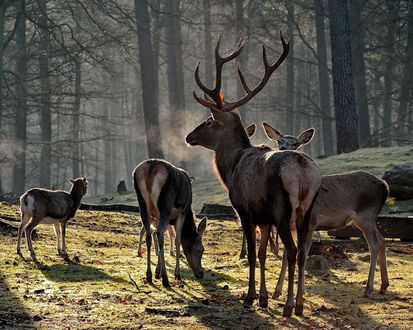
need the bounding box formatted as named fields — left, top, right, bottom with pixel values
left=162, top=276, right=171, bottom=288
left=243, top=294, right=256, bottom=306
left=272, top=290, right=282, bottom=300
left=282, top=305, right=293, bottom=317
left=174, top=273, right=181, bottom=281
left=146, top=274, right=153, bottom=284
left=259, top=294, right=268, bottom=308
left=379, top=282, right=389, bottom=294
left=137, top=252, right=143, bottom=258
left=295, top=304, right=304, bottom=316
left=363, top=287, right=373, bottom=297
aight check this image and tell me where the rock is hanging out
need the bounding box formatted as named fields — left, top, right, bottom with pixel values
left=117, top=180, right=127, bottom=194
left=383, top=162, right=413, bottom=200
left=305, top=255, right=330, bottom=275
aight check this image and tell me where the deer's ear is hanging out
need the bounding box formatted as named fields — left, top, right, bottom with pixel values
left=210, top=107, right=226, bottom=124
left=245, top=123, right=256, bottom=137
left=297, top=128, right=315, bottom=145
left=68, top=178, right=75, bottom=184
left=262, top=122, right=283, bottom=142
left=197, top=217, right=207, bottom=237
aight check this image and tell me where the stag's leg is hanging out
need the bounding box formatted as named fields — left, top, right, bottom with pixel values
left=240, top=215, right=257, bottom=306
left=273, top=249, right=287, bottom=299
left=17, top=212, right=31, bottom=255
left=239, top=232, right=247, bottom=259
left=174, top=215, right=184, bottom=280
left=295, top=214, right=314, bottom=315
left=60, top=222, right=69, bottom=259
left=53, top=223, right=63, bottom=255
left=152, top=230, right=159, bottom=257
left=137, top=193, right=152, bottom=283
left=277, top=222, right=297, bottom=317
left=155, top=215, right=170, bottom=288
left=137, top=226, right=145, bottom=257
left=258, top=224, right=270, bottom=308
left=269, top=226, right=279, bottom=257
left=354, top=216, right=379, bottom=297
left=376, top=228, right=389, bottom=294
left=168, top=225, right=176, bottom=256
left=25, top=219, right=39, bottom=260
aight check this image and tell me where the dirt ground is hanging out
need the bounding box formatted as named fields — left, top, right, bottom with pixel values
left=1, top=204, right=413, bottom=329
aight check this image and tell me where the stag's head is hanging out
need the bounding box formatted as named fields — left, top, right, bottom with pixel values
left=262, top=122, right=315, bottom=150
left=185, top=34, right=289, bottom=151
left=69, top=177, right=88, bottom=197
left=182, top=217, right=207, bottom=279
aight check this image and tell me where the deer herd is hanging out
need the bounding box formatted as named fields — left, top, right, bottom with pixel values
left=15, top=34, right=390, bottom=317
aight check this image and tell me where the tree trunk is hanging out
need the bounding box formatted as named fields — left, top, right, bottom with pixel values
left=286, top=1, right=295, bottom=133
left=349, top=0, right=371, bottom=147
left=38, top=0, right=51, bottom=187
left=203, top=0, right=213, bottom=87
left=134, top=0, right=164, bottom=159
left=0, top=2, right=7, bottom=194
left=314, top=0, right=334, bottom=156
left=397, top=0, right=413, bottom=143
left=382, top=0, right=400, bottom=146
left=328, top=0, right=360, bottom=153
left=72, top=59, right=81, bottom=178
left=103, top=100, right=112, bottom=194
left=165, top=0, right=186, bottom=167
left=13, top=0, right=27, bottom=193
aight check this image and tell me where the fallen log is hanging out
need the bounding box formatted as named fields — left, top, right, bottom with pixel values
left=79, top=203, right=139, bottom=213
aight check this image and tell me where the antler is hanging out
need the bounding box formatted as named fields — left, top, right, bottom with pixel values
left=194, top=32, right=289, bottom=112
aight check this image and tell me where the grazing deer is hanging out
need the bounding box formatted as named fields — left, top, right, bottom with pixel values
left=262, top=123, right=389, bottom=297
left=185, top=34, right=321, bottom=316
left=17, top=177, right=88, bottom=260
left=133, top=159, right=207, bottom=287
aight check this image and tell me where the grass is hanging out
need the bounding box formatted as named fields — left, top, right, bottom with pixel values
left=1, top=203, right=413, bottom=329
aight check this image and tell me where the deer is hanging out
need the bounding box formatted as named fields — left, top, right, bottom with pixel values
left=133, top=159, right=207, bottom=287
left=17, top=177, right=88, bottom=260
left=260, top=123, right=389, bottom=298
left=137, top=223, right=176, bottom=257
left=185, top=34, right=321, bottom=316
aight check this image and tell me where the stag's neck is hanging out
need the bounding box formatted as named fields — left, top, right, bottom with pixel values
left=214, top=132, right=251, bottom=187
left=69, top=186, right=83, bottom=208
left=181, top=208, right=197, bottom=239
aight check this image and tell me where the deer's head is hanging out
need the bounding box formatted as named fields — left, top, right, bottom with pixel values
left=69, top=177, right=88, bottom=197
left=182, top=217, right=207, bottom=279
left=262, top=122, right=314, bottom=150
left=186, top=34, right=289, bottom=151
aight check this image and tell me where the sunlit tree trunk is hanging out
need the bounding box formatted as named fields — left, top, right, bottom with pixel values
left=13, top=0, right=27, bottom=192
left=328, top=0, right=359, bottom=153
left=314, top=0, right=334, bottom=156
left=134, top=0, right=164, bottom=158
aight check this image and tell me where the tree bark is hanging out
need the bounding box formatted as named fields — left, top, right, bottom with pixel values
left=349, top=0, right=371, bottom=147
left=0, top=2, right=7, bottom=194
left=203, top=0, right=213, bottom=87
left=134, top=0, right=164, bottom=159
left=314, top=0, right=334, bottom=156
left=397, top=0, right=413, bottom=143
left=328, top=0, right=360, bottom=153
left=72, top=59, right=81, bottom=178
left=382, top=0, right=400, bottom=146
left=13, top=0, right=27, bottom=193
left=165, top=0, right=186, bottom=166
left=38, top=0, right=51, bottom=187
left=286, top=1, right=295, bottom=133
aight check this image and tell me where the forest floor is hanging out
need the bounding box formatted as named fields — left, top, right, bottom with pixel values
left=1, top=203, right=413, bottom=329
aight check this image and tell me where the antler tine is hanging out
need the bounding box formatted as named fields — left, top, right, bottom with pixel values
left=237, top=64, right=251, bottom=93
left=223, top=31, right=289, bottom=112
left=194, top=62, right=213, bottom=95
left=193, top=91, right=217, bottom=108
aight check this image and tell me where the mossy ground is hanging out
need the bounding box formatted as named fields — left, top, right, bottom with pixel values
left=1, top=203, right=413, bottom=329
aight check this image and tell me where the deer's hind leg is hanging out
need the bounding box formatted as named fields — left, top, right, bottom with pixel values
left=17, top=211, right=31, bottom=256
left=258, top=224, right=270, bottom=307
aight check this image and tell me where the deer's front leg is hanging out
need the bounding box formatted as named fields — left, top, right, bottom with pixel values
left=241, top=218, right=257, bottom=306
left=174, top=215, right=184, bottom=280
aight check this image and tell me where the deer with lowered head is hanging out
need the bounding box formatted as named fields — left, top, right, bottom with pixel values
left=185, top=34, right=321, bottom=316
left=17, top=177, right=88, bottom=260
left=260, top=123, right=389, bottom=298
left=133, top=159, right=207, bottom=287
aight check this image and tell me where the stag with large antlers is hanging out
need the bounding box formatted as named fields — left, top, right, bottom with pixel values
left=186, top=34, right=321, bottom=316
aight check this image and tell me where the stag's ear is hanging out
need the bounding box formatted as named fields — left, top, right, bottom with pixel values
left=68, top=178, right=75, bottom=184
left=262, top=122, right=283, bottom=142
left=245, top=123, right=256, bottom=137
left=210, top=107, right=226, bottom=124
left=297, top=128, right=315, bottom=145
left=197, top=217, right=207, bottom=237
